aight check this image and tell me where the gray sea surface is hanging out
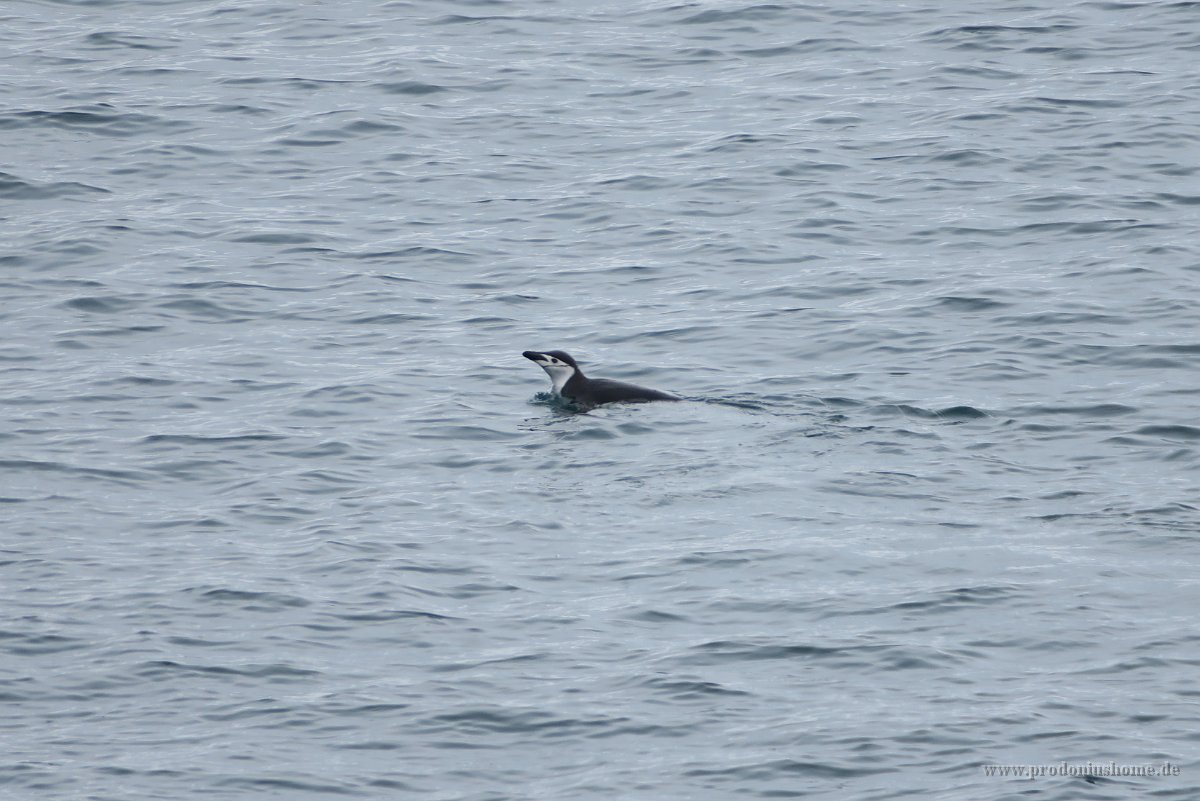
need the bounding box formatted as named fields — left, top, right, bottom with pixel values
left=3, top=1, right=1200, bottom=799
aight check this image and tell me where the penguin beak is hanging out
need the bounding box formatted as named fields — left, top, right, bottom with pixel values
left=522, top=351, right=547, bottom=363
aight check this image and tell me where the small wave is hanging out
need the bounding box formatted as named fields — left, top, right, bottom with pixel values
left=932, top=295, right=1010, bottom=312
left=1020, top=403, right=1137, bottom=417
left=0, top=459, right=149, bottom=484
left=62, top=296, right=139, bottom=313
left=196, top=588, right=310, bottom=608
left=874, top=404, right=989, bottom=420
left=84, top=31, right=175, bottom=50
left=0, top=172, right=109, bottom=199
left=378, top=80, right=449, bottom=95
left=137, top=660, right=318, bottom=679
left=641, top=676, right=750, bottom=698
left=141, top=433, right=287, bottom=445
left=328, top=609, right=458, bottom=622
left=419, top=706, right=619, bottom=736
left=1133, top=425, right=1200, bottom=440
left=0, top=106, right=190, bottom=137
left=685, top=758, right=892, bottom=780
left=155, top=298, right=251, bottom=319
left=680, top=5, right=791, bottom=25
left=230, top=231, right=322, bottom=244
left=0, top=631, right=88, bottom=656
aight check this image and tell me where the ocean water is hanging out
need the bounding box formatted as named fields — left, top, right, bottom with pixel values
left=2, top=1, right=1199, bottom=799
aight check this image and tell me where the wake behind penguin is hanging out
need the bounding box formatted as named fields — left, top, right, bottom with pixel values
left=522, top=350, right=679, bottom=411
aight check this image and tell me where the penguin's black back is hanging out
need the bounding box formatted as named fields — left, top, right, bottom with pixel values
left=563, top=374, right=679, bottom=408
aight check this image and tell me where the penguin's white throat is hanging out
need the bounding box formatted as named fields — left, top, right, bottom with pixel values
left=539, top=363, right=576, bottom=394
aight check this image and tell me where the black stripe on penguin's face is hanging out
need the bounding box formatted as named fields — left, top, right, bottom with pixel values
left=541, top=351, right=577, bottom=368
left=522, top=350, right=578, bottom=369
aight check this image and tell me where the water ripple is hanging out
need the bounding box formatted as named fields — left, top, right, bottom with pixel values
left=2, top=1, right=1197, bottom=799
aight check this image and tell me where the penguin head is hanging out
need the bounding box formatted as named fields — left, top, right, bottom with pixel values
left=522, top=350, right=579, bottom=393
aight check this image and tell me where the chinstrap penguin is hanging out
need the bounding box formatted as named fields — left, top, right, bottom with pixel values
left=522, top=350, right=679, bottom=409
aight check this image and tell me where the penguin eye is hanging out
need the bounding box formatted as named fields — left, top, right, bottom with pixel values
left=550, top=358, right=559, bottom=364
